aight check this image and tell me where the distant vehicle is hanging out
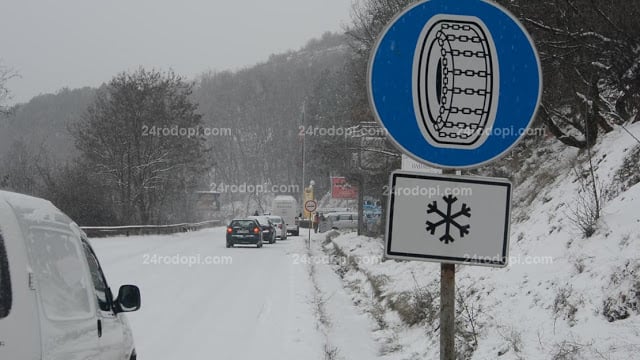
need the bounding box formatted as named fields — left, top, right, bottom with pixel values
left=247, top=216, right=277, bottom=244
left=317, top=207, right=351, bottom=214
left=267, top=215, right=287, bottom=240
left=364, top=212, right=382, bottom=224
left=271, top=195, right=299, bottom=236
left=326, top=212, right=359, bottom=230
left=0, top=190, right=141, bottom=360
left=226, top=219, right=264, bottom=248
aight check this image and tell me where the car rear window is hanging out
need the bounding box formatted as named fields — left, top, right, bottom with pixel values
left=230, top=220, right=256, bottom=228
left=0, top=231, right=11, bottom=319
left=248, top=216, right=269, bottom=225
left=269, top=218, right=282, bottom=223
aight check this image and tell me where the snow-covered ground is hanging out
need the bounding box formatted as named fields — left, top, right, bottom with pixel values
left=319, top=123, right=640, bottom=359
left=90, top=228, right=378, bottom=359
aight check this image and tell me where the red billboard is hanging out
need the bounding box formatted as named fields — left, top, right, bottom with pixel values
left=331, top=177, right=358, bottom=199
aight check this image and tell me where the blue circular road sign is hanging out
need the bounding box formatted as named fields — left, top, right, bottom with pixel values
left=368, top=0, right=541, bottom=169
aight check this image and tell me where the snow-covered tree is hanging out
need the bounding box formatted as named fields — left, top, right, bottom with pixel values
left=497, top=0, right=640, bottom=148
left=71, top=69, right=210, bottom=224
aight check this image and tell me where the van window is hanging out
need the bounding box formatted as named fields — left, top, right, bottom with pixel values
left=0, top=232, right=11, bottom=319
left=82, top=241, right=112, bottom=312
left=26, top=229, right=93, bottom=320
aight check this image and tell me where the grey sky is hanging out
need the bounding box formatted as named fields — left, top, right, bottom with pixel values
left=0, top=0, right=353, bottom=104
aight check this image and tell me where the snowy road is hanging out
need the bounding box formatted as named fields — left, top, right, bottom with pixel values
left=90, top=227, right=377, bottom=359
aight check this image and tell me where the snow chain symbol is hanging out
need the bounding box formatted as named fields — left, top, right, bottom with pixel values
left=426, top=194, right=471, bottom=244
left=413, top=15, right=499, bottom=150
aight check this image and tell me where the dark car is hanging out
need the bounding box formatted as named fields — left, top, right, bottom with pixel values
left=247, top=215, right=277, bottom=244
left=226, top=219, right=264, bottom=248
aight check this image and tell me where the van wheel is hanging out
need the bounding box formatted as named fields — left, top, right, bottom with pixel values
left=226, top=241, right=233, bottom=248
left=257, top=241, right=263, bottom=248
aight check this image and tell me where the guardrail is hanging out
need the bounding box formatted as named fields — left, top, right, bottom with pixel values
left=81, top=220, right=222, bottom=238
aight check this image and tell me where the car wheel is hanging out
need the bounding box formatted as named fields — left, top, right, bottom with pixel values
left=226, top=241, right=231, bottom=248
left=257, top=240, right=263, bottom=248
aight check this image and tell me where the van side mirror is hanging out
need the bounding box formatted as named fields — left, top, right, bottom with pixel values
left=115, top=285, right=141, bottom=313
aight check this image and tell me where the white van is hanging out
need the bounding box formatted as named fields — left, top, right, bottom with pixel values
left=326, top=212, right=359, bottom=231
left=271, top=195, right=299, bottom=236
left=0, top=190, right=140, bottom=360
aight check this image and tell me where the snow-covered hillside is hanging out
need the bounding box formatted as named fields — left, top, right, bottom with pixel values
left=320, top=123, right=640, bottom=359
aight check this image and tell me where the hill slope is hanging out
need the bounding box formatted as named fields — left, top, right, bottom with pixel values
left=0, top=87, right=96, bottom=160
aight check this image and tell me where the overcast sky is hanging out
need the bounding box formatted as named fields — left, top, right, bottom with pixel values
left=0, top=0, right=353, bottom=104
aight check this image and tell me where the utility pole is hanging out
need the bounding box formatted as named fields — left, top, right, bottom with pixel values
left=301, top=101, right=306, bottom=198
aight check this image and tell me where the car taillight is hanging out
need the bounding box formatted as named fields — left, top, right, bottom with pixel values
left=227, top=227, right=233, bottom=233
left=278, top=224, right=282, bottom=229
left=253, top=227, right=260, bottom=234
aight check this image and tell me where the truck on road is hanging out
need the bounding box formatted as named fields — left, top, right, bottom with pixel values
left=271, top=195, right=299, bottom=236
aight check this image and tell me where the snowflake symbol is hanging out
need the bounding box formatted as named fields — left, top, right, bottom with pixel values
left=426, top=194, right=471, bottom=244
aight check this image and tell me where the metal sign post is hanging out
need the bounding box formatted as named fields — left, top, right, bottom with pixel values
left=440, top=169, right=455, bottom=360
left=440, top=262, right=455, bottom=359
left=308, top=214, right=312, bottom=247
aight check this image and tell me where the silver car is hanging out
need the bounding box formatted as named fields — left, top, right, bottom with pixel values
left=267, top=215, right=287, bottom=240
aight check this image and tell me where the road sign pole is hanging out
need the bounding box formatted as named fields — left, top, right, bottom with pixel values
left=440, top=262, right=455, bottom=360
left=440, top=169, right=456, bottom=360
left=308, top=214, right=312, bottom=248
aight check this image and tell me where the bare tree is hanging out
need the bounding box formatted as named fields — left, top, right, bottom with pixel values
left=497, top=0, right=640, bottom=148
left=0, top=140, right=43, bottom=194
left=71, top=69, right=210, bottom=225
left=0, top=60, right=18, bottom=116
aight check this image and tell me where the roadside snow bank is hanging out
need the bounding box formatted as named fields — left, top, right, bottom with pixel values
left=323, top=123, right=640, bottom=359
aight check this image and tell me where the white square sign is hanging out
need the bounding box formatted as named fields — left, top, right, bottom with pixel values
left=385, top=171, right=512, bottom=267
